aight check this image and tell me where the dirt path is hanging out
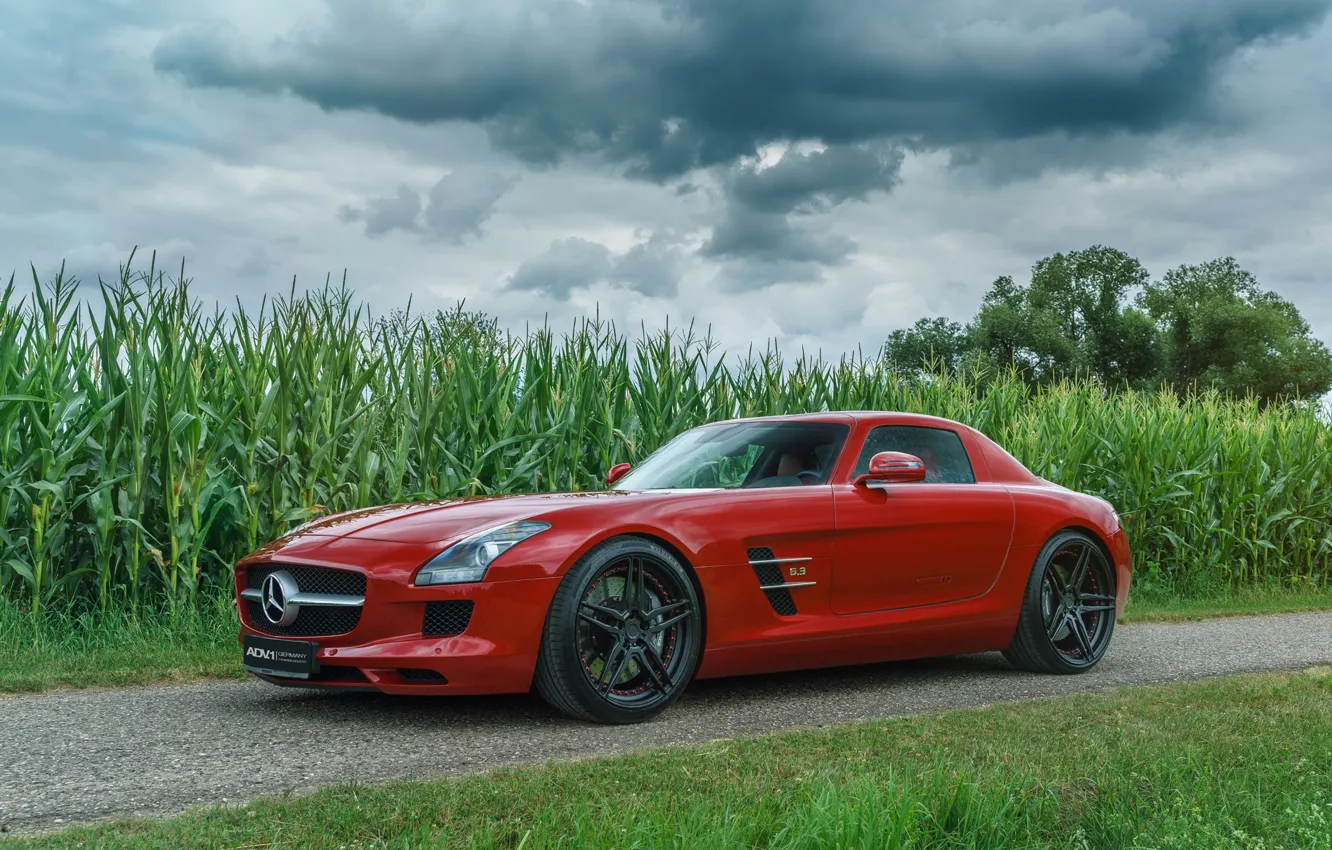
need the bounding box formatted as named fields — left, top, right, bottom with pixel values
left=3, top=611, right=1330, bottom=835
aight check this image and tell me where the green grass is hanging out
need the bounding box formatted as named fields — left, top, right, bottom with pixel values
left=1122, top=584, right=1332, bottom=623
left=0, top=595, right=239, bottom=693
left=4, top=587, right=1330, bottom=694
left=7, top=669, right=1331, bottom=849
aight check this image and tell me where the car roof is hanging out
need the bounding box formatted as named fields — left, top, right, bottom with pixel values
left=705, top=411, right=967, bottom=429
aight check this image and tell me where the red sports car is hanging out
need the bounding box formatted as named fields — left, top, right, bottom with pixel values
left=237, top=412, right=1131, bottom=724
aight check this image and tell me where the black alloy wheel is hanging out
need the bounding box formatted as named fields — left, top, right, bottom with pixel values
left=1005, top=530, right=1117, bottom=674
left=535, top=537, right=703, bottom=723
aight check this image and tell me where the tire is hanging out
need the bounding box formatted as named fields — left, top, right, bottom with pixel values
left=1004, top=529, right=1118, bottom=674
left=534, top=536, right=703, bottom=724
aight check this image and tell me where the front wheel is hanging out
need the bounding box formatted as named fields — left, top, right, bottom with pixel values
left=1004, top=530, right=1117, bottom=674
left=534, top=537, right=703, bottom=724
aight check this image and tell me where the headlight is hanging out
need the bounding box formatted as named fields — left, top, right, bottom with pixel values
left=413, top=520, right=552, bottom=586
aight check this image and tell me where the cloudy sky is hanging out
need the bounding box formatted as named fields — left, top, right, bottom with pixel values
left=4, top=0, right=1332, bottom=354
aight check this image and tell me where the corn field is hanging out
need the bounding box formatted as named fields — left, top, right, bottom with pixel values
left=2, top=259, right=1330, bottom=619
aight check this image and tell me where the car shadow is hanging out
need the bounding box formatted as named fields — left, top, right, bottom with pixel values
left=688, top=651, right=1013, bottom=698
left=242, top=651, right=1017, bottom=728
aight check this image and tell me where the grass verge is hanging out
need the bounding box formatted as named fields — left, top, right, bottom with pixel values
left=0, top=595, right=241, bottom=694
left=1121, top=584, right=1332, bottom=623
left=4, top=670, right=1330, bottom=848
left=3, top=585, right=1332, bottom=694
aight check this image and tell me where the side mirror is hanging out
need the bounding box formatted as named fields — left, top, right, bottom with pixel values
left=606, top=463, right=633, bottom=487
left=854, top=451, right=926, bottom=488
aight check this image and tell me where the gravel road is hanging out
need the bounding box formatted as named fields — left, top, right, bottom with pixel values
left=3, top=611, right=1330, bottom=835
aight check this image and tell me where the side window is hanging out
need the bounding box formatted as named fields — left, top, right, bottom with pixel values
left=854, top=426, right=976, bottom=484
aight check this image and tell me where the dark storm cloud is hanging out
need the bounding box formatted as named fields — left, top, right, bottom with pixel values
left=423, top=171, right=516, bottom=242
left=507, top=237, right=613, bottom=298
left=339, top=171, right=515, bottom=240
left=703, top=171, right=857, bottom=290
left=609, top=232, right=685, bottom=297
left=506, top=233, right=686, bottom=299
left=703, top=209, right=855, bottom=267
left=703, top=196, right=858, bottom=292
left=702, top=142, right=900, bottom=272
left=338, top=184, right=421, bottom=236
left=727, top=144, right=904, bottom=215
left=155, top=0, right=1331, bottom=181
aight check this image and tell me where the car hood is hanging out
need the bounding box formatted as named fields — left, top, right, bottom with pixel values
left=287, top=491, right=662, bottom=546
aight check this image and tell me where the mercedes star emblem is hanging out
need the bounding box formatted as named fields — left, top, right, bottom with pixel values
left=260, top=570, right=301, bottom=626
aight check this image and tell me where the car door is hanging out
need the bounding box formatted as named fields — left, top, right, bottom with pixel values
left=831, top=424, right=1014, bottom=615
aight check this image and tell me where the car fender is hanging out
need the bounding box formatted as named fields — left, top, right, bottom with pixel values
left=484, top=520, right=704, bottom=583
left=1006, top=484, right=1120, bottom=548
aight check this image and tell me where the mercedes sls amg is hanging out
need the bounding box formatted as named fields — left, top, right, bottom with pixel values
left=236, top=412, right=1131, bottom=723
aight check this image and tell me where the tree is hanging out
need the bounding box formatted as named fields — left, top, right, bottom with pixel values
left=880, top=247, right=1330, bottom=405
left=1139, top=258, right=1332, bottom=403
left=966, top=275, right=1025, bottom=371
left=969, top=273, right=1075, bottom=382
left=883, top=317, right=968, bottom=375
left=1026, top=246, right=1158, bottom=385
left=968, top=247, right=1159, bottom=387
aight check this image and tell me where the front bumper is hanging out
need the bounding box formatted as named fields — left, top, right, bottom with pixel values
left=236, top=541, right=562, bottom=695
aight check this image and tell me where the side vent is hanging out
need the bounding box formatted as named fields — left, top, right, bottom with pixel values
left=747, top=547, right=798, bottom=616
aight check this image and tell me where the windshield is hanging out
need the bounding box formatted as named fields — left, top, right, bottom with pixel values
left=615, top=421, right=851, bottom=490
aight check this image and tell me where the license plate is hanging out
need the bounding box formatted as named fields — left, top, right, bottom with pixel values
left=243, top=634, right=319, bottom=679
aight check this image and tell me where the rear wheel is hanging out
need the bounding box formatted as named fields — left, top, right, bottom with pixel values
left=1004, top=530, right=1117, bottom=674
left=535, top=537, right=702, bottom=723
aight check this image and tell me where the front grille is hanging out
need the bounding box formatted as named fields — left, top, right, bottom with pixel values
left=749, top=549, right=797, bottom=616
left=423, top=601, right=474, bottom=636
left=245, top=564, right=366, bottom=596
left=242, top=564, right=365, bottom=637
left=245, top=601, right=362, bottom=637
left=399, top=668, right=448, bottom=683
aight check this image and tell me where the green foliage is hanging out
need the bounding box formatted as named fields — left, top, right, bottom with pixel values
left=886, top=246, right=1332, bottom=404
left=882, top=317, right=968, bottom=375
left=968, top=246, right=1159, bottom=385
left=1, top=257, right=1331, bottom=621
left=1141, top=257, right=1332, bottom=402
left=0, top=592, right=238, bottom=691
